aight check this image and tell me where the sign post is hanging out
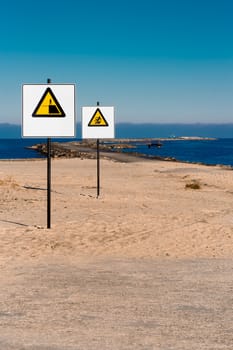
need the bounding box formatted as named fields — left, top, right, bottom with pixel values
left=22, top=81, right=76, bottom=228
left=47, top=135, right=51, bottom=229
left=96, top=101, right=100, bottom=197
left=46, top=78, right=52, bottom=229
left=97, top=138, right=100, bottom=197
left=82, top=103, right=114, bottom=198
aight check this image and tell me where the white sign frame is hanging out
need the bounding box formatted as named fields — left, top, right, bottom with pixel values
left=82, top=106, right=115, bottom=139
left=22, top=84, right=76, bottom=138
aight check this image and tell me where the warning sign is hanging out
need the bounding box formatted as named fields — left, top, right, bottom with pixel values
left=88, top=108, right=108, bottom=127
left=22, top=84, right=76, bottom=137
left=82, top=106, right=114, bottom=139
left=32, top=87, right=65, bottom=117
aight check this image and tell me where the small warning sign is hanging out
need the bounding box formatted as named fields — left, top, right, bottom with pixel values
left=32, top=87, right=65, bottom=117
left=88, top=108, right=108, bottom=127
left=82, top=106, right=114, bottom=139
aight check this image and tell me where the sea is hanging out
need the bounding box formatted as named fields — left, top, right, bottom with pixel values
left=0, top=138, right=233, bottom=167
left=122, top=139, right=233, bottom=167
left=1, top=123, right=233, bottom=166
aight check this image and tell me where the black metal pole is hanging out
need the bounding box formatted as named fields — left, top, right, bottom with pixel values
left=47, top=137, right=51, bottom=229
left=96, top=101, right=100, bottom=198
left=47, top=78, right=51, bottom=228
left=97, top=138, right=100, bottom=198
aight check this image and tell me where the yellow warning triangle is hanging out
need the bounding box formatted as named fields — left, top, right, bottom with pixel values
left=32, top=87, right=65, bottom=117
left=88, top=108, right=108, bottom=127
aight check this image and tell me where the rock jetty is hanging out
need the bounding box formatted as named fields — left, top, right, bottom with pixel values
left=27, top=141, right=135, bottom=160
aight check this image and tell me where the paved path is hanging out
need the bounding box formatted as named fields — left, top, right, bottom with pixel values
left=59, top=142, right=152, bottom=162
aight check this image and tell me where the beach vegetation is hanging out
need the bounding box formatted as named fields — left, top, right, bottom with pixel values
left=185, top=180, right=201, bottom=190
left=0, top=176, right=19, bottom=188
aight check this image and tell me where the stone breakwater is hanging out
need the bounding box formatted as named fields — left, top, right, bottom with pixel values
left=27, top=138, right=224, bottom=166
left=27, top=141, right=136, bottom=160
left=29, top=142, right=86, bottom=159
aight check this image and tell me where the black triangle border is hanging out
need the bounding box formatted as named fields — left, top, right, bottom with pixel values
left=88, top=108, right=109, bottom=127
left=32, top=87, right=66, bottom=117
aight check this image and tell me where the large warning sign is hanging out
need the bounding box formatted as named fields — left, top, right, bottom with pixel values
left=32, top=87, right=65, bottom=117
left=82, top=106, right=114, bottom=139
left=88, top=108, right=108, bottom=127
left=22, top=84, right=76, bottom=137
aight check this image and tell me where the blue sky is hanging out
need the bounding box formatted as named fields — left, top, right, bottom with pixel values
left=0, top=0, right=233, bottom=124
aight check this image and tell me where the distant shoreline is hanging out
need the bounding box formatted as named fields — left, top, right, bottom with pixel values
left=0, top=137, right=231, bottom=169
left=24, top=138, right=232, bottom=168
left=2, top=121, right=233, bottom=138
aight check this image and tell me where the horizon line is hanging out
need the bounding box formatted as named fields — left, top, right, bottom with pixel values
left=2, top=122, right=233, bottom=126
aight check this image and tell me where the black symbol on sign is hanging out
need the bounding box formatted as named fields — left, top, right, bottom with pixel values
left=49, top=99, right=60, bottom=114
left=95, top=116, right=102, bottom=124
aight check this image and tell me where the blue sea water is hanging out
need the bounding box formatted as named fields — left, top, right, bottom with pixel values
left=0, top=138, right=233, bottom=167
left=0, top=139, right=46, bottom=159
left=122, top=138, right=233, bottom=167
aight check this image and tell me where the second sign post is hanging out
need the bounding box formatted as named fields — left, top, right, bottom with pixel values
left=82, top=102, right=115, bottom=197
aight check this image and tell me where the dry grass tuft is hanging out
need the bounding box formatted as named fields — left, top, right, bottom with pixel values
left=0, top=176, right=20, bottom=203
left=0, top=176, right=19, bottom=188
left=185, top=179, right=201, bottom=190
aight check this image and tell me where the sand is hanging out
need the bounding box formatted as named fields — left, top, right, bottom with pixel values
left=0, top=156, right=233, bottom=349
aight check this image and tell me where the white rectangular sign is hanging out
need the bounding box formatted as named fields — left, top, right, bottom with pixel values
left=22, top=84, right=76, bottom=137
left=82, top=106, right=114, bottom=139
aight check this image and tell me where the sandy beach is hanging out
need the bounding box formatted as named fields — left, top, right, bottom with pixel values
left=0, top=155, right=233, bottom=349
